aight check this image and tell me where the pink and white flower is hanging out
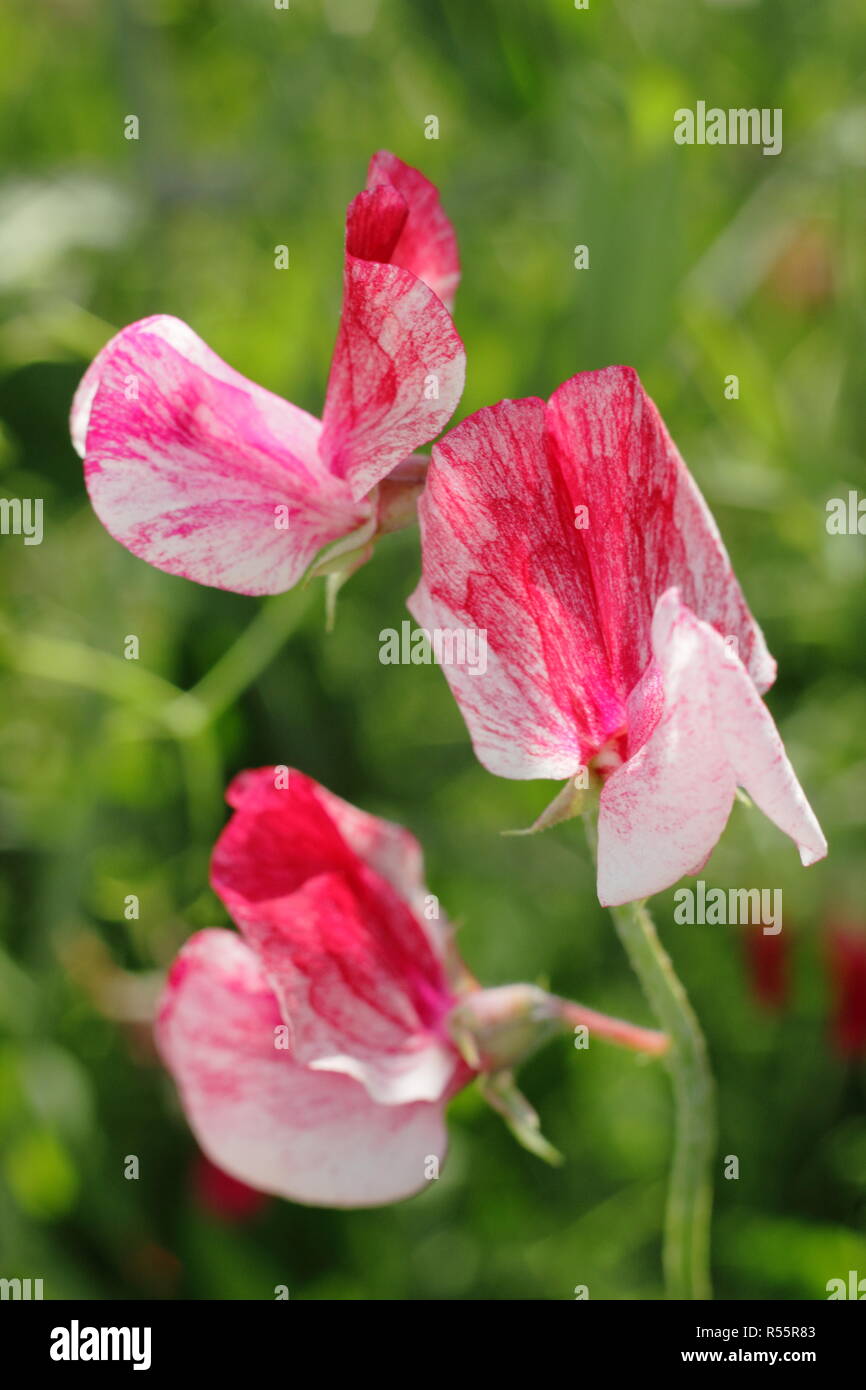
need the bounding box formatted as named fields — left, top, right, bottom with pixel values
left=71, top=152, right=465, bottom=597
left=156, top=768, right=471, bottom=1206
left=156, top=768, right=667, bottom=1206
left=409, top=366, right=827, bottom=907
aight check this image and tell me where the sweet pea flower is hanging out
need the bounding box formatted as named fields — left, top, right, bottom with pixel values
left=70, top=152, right=465, bottom=597
left=156, top=768, right=667, bottom=1207
left=409, top=366, right=827, bottom=907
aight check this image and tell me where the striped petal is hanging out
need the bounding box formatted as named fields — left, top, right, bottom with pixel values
left=73, top=315, right=369, bottom=595
left=320, top=174, right=465, bottom=501
left=156, top=930, right=448, bottom=1208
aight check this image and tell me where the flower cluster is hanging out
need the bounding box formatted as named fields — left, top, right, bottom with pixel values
left=72, top=152, right=828, bottom=1211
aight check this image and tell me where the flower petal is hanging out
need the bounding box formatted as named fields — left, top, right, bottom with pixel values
left=320, top=186, right=465, bottom=501
left=156, top=930, right=448, bottom=1207
left=596, top=590, right=827, bottom=906
left=74, top=315, right=369, bottom=595
left=366, top=150, right=460, bottom=310
left=546, top=367, right=776, bottom=698
left=409, top=398, right=619, bottom=777
left=304, top=777, right=444, bottom=945
left=211, top=769, right=460, bottom=1104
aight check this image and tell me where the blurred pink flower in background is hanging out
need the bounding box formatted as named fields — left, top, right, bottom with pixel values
left=192, top=1152, right=270, bottom=1223
left=743, top=924, right=789, bottom=1012
left=826, top=923, right=866, bottom=1059
left=410, top=366, right=827, bottom=906
left=71, top=152, right=465, bottom=596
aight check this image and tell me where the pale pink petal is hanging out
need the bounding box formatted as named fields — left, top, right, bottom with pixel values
left=320, top=187, right=466, bottom=501
left=74, top=315, right=369, bottom=595
left=408, top=398, right=619, bottom=778
left=545, top=367, right=776, bottom=698
left=156, top=930, right=448, bottom=1207
left=366, top=150, right=460, bottom=310
left=211, top=769, right=460, bottom=1104
left=597, top=590, right=827, bottom=906
left=699, top=618, right=826, bottom=866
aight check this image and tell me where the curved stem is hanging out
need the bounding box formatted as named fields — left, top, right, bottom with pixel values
left=163, top=586, right=313, bottom=734
left=584, top=813, right=715, bottom=1300
left=553, top=998, right=669, bottom=1057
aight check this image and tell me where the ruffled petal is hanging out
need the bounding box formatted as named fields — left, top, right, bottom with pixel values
left=211, top=769, right=460, bottom=1104
left=596, top=590, right=827, bottom=906
left=156, top=930, right=448, bottom=1207
left=409, top=398, right=618, bottom=777
left=74, top=315, right=369, bottom=595
left=546, top=367, right=776, bottom=697
left=307, top=778, right=448, bottom=957
left=366, top=150, right=460, bottom=310
left=320, top=186, right=465, bottom=500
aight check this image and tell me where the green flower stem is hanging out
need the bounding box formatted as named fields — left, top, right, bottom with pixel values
left=0, top=624, right=182, bottom=714
left=162, top=586, right=313, bottom=734
left=0, top=586, right=312, bottom=737
left=584, top=812, right=715, bottom=1301
left=0, top=587, right=312, bottom=846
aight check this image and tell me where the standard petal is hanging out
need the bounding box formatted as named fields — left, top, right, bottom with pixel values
left=366, top=151, right=460, bottom=310
left=306, top=779, right=443, bottom=937
left=226, top=766, right=427, bottom=912
left=409, top=398, right=620, bottom=778
left=320, top=187, right=465, bottom=501
left=597, top=590, right=827, bottom=906
left=545, top=367, right=777, bottom=698
left=75, top=315, right=369, bottom=595
left=211, top=769, right=460, bottom=1103
left=156, top=930, right=448, bottom=1208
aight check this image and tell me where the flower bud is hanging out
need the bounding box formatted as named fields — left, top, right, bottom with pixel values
left=448, top=983, right=562, bottom=1073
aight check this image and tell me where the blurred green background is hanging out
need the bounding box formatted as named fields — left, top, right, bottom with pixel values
left=1, top=0, right=865, bottom=1301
